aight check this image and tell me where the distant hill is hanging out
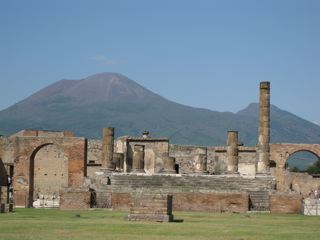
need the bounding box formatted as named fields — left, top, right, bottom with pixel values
left=1, top=72, right=320, bottom=146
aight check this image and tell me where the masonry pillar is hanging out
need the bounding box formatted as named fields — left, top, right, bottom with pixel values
left=132, top=145, right=145, bottom=173
left=101, top=127, right=115, bottom=171
left=257, top=82, right=270, bottom=173
left=113, top=153, right=124, bottom=172
left=194, top=148, right=207, bottom=174
left=162, top=154, right=176, bottom=174
left=227, top=131, right=238, bottom=173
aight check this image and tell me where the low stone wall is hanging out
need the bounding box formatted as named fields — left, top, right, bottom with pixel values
left=60, top=190, right=91, bottom=210
left=270, top=193, right=302, bottom=213
left=112, top=192, right=248, bottom=213
left=173, top=192, right=248, bottom=212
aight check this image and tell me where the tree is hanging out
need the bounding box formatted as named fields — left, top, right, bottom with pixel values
left=306, top=158, right=320, bottom=174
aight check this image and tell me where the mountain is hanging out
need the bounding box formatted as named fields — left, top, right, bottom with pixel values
left=1, top=72, right=320, bottom=146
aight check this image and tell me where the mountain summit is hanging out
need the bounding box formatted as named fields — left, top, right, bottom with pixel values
left=1, top=73, right=320, bottom=145
left=21, top=72, right=167, bottom=105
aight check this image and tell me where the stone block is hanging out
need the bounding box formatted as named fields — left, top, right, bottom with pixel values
left=128, top=193, right=173, bottom=222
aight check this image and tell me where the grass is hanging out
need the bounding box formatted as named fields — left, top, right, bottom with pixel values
left=0, top=209, right=319, bottom=240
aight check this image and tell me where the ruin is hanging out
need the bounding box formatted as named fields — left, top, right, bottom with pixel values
left=0, top=81, right=319, bottom=214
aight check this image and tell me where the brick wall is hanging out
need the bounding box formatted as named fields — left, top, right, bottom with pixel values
left=270, top=193, right=302, bottom=213
left=60, top=191, right=91, bottom=210
left=173, top=192, right=249, bottom=212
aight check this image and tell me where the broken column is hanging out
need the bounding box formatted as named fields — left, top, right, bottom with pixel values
left=227, top=131, right=239, bottom=173
left=132, top=145, right=145, bottom=173
left=257, top=82, right=270, bottom=173
left=194, top=148, right=207, bottom=174
left=101, top=127, right=115, bottom=171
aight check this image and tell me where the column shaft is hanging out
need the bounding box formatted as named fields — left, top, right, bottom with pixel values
left=101, top=127, right=114, bottom=170
left=227, top=131, right=238, bottom=173
left=257, top=82, right=270, bottom=173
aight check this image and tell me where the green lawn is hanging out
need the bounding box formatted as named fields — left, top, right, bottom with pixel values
left=0, top=209, right=319, bottom=240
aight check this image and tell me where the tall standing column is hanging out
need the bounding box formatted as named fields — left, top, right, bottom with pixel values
left=257, top=82, right=270, bottom=173
left=101, top=127, right=115, bottom=171
left=227, top=131, right=239, bottom=173
left=132, top=145, right=145, bottom=173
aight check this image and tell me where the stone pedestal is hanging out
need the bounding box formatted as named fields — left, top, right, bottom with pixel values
left=128, top=193, right=174, bottom=222
left=257, top=82, right=270, bottom=173
left=227, top=131, right=239, bottom=173
left=132, top=145, right=145, bottom=173
left=101, top=127, right=115, bottom=171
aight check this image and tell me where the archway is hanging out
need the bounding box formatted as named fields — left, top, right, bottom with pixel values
left=29, top=144, right=68, bottom=207
left=270, top=144, right=320, bottom=192
left=286, top=151, right=319, bottom=172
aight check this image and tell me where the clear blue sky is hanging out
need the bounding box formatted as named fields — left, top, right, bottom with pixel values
left=1, top=0, right=319, bottom=124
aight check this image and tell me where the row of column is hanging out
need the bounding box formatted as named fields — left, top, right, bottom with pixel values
left=101, top=127, right=238, bottom=174
left=101, top=81, right=270, bottom=174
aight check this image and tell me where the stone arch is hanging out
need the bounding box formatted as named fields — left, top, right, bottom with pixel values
left=287, top=149, right=319, bottom=162
left=270, top=144, right=320, bottom=192
left=270, top=144, right=320, bottom=168
left=286, top=150, right=319, bottom=170
left=11, top=134, right=86, bottom=208
left=29, top=143, right=68, bottom=207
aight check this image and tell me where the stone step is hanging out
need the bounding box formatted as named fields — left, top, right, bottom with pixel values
left=109, top=174, right=275, bottom=193
left=249, top=191, right=270, bottom=211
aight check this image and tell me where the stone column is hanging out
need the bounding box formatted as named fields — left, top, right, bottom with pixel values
left=257, top=82, right=270, bottom=173
left=162, top=154, right=176, bottom=174
left=101, top=127, right=115, bottom=171
left=194, top=148, right=207, bottom=174
left=132, top=145, right=145, bottom=173
left=227, top=131, right=239, bottom=173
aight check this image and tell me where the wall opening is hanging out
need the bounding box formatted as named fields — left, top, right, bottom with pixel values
left=29, top=144, right=68, bottom=207
left=286, top=151, right=320, bottom=173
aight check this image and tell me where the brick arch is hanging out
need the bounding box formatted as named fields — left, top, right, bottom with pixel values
left=28, top=143, right=70, bottom=206
left=12, top=135, right=86, bottom=207
left=270, top=144, right=320, bottom=192
left=270, top=144, right=320, bottom=168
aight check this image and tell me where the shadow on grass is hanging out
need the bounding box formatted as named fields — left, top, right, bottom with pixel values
left=172, top=219, right=184, bottom=223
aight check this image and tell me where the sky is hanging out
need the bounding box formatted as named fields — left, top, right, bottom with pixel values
left=0, top=0, right=319, bottom=124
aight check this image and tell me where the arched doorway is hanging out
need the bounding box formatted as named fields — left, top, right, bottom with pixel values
left=29, top=144, right=68, bottom=207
